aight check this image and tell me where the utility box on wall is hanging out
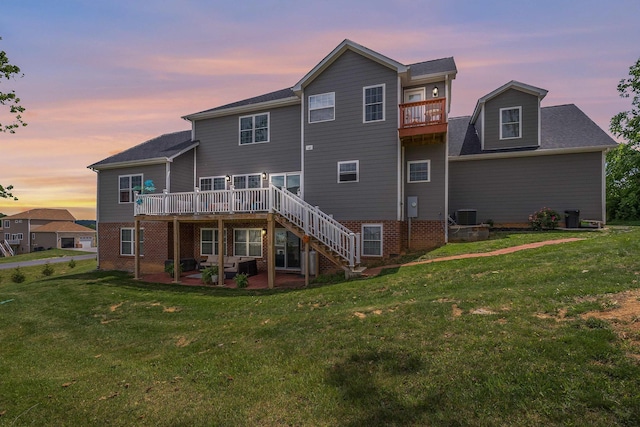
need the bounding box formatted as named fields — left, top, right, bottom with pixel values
left=407, top=197, right=418, bottom=218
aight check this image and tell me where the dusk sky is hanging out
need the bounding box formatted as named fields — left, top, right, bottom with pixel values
left=1, top=0, right=638, bottom=220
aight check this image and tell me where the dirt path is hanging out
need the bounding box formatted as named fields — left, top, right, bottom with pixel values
left=366, top=238, right=584, bottom=277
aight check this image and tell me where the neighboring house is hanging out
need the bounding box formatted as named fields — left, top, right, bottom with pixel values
left=88, top=39, right=616, bottom=285
left=0, top=208, right=96, bottom=255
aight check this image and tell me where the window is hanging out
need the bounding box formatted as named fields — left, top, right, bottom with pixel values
left=234, top=229, right=262, bottom=257
left=239, top=113, right=269, bottom=145
left=3, top=220, right=9, bottom=228
left=201, top=228, right=227, bottom=256
left=32, top=233, right=36, bottom=240
left=200, top=176, right=226, bottom=191
left=500, top=107, right=521, bottom=139
left=233, top=174, right=262, bottom=189
left=119, top=174, right=143, bottom=203
left=363, top=84, right=385, bottom=122
left=338, top=161, right=359, bottom=183
left=309, top=92, right=335, bottom=123
left=12, top=233, right=23, bottom=241
left=362, top=224, right=383, bottom=257
left=4, top=233, right=9, bottom=240
left=120, top=228, right=144, bottom=256
left=407, top=160, right=431, bottom=183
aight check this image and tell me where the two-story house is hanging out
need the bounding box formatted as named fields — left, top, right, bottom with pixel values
left=1, top=208, right=96, bottom=256
left=88, top=39, right=615, bottom=287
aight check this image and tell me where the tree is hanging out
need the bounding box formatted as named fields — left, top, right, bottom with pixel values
left=1, top=37, right=25, bottom=201
left=607, top=58, right=640, bottom=220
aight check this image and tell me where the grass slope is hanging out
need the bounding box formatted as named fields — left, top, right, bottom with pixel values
left=1, top=229, right=639, bottom=426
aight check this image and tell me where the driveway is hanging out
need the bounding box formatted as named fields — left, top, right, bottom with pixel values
left=0, top=253, right=97, bottom=270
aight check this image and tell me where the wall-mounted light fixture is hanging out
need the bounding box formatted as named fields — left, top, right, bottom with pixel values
left=262, top=228, right=267, bottom=236
left=225, top=175, right=231, bottom=182
left=261, top=172, right=268, bottom=180
left=432, top=87, right=439, bottom=98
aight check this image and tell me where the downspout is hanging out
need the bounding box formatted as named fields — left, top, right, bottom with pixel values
left=300, top=89, right=305, bottom=199
left=397, top=75, right=403, bottom=222
left=166, top=161, right=171, bottom=193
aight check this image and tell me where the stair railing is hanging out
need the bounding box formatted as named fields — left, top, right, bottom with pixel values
left=270, top=184, right=360, bottom=268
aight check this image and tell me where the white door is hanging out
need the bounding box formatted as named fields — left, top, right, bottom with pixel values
left=403, top=89, right=426, bottom=125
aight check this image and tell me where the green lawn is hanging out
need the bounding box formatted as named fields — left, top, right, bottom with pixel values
left=0, top=248, right=90, bottom=264
left=1, top=228, right=639, bottom=426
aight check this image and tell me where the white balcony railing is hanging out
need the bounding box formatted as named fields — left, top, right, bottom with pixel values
left=134, top=184, right=360, bottom=268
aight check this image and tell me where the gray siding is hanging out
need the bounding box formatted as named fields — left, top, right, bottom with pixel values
left=170, top=148, right=196, bottom=192
left=194, top=104, right=301, bottom=179
left=97, top=164, right=166, bottom=222
left=303, top=49, right=399, bottom=220
left=449, top=152, right=604, bottom=224
left=483, top=89, right=539, bottom=150
left=404, top=142, right=447, bottom=220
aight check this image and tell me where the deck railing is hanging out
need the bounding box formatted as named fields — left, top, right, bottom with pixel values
left=134, top=184, right=360, bottom=268
left=399, top=98, right=446, bottom=129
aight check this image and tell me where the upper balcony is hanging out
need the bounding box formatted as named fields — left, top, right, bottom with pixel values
left=398, top=98, right=447, bottom=144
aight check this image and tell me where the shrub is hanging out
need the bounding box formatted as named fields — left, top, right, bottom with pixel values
left=201, top=265, right=219, bottom=285
left=529, top=207, right=560, bottom=230
left=11, top=267, right=25, bottom=283
left=42, top=263, right=54, bottom=276
left=234, top=273, right=249, bottom=289
left=165, top=262, right=183, bottom=277
left=68, top=259, right=76, bottom=269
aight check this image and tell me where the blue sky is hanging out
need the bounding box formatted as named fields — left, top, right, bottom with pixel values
left=1, top=0, right=638, bottom=219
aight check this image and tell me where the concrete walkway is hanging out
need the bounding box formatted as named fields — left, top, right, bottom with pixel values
left=0, top=252, right=97, bottom=270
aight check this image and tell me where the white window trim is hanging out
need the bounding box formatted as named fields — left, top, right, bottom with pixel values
left=363, top=84, right=385, bottom=123
left=4, top=233, right=9, bottom=240
left=337, top=160, right=359, bottom=183
left=233, top=228, right=263, bottom=258
left=361, top=224, right=383, bottom=257
left=120, top=227, right=144, bottom=256
left=200, top=228, right=227, bottom=256
left=3, top=220, right=9, bottom=228
left=499, top=106, right=522, bottom=140
left=199, top=176, right=227, bottom=191
left=119, top=174, right=143, bottom=204
left=239, top=112, right=270, bottom=145
left=407, top=160, right=431, bottom=183
left=232, top=173, right=263, bottom=189
left=12, top=233, right=23, bottom=241
left=308, top=92, right=335, bottom=123
left=269, top=172, right=302, bottom=195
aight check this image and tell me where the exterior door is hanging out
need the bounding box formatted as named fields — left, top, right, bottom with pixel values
left=275, top=229, right=301, bottom=270
left=270, top=172, right=301, bottom=195
left=403, top=88, right=426, bottom=125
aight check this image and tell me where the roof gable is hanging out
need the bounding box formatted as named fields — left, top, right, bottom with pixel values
left=471, top=80, right=548, bottom=123
left=33, top=221, right=96, bottom=233
left=292, top=39, right=408, bottom=93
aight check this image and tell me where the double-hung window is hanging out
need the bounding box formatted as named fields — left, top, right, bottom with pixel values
left=309, top=92, right=335, bottom=123
left=362, top=224, right=383, bottom=257
left=201, top=228, right=226, bottom=256
left=407, top=160, right=430, bottom=183
left=338, top=160, right=359, bottom=183
left=120, top=228, right=144, bottom=256
left=200, top=176, right=226, bottom=191
left=239, top=113, right=269, bottom=145
left=234, top=229, right=262, bottom=257
left=3, top=219, right=9, bottom=229
left=119, top=174, right=143, bottom=203
left=363, top=84, right=385, bottom=122
left=500, top=106, right=521, bottom=139
left=4, top=233, right=9, bottom=240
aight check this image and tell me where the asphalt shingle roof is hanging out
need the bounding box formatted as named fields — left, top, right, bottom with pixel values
left=33, top=222, right=96, bottom=233
left=4, top=209, right=76, bottom=221
left=409, top=57, right=457, bottom=77
left=89, top=130, right=193, bottom=168
left=449, top=104, right=617, bottom=157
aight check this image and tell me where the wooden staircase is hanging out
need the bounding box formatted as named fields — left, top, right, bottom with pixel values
left=271, top=185, right=364, bottom=275
left=0, top=240, right=14, bottom=257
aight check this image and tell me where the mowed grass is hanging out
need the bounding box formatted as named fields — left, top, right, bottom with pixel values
left=1, top=228, right=640, bottom=426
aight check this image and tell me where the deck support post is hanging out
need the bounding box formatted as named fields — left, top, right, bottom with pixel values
left=304, top=238, right=310, bottom=287
left=134, top=218, right=141, bottom=280
left=218, top=217, right=224, bottom=285
left=267, top=213, right=275, bottom=289
left=173, top=216, right=180, bottom=284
